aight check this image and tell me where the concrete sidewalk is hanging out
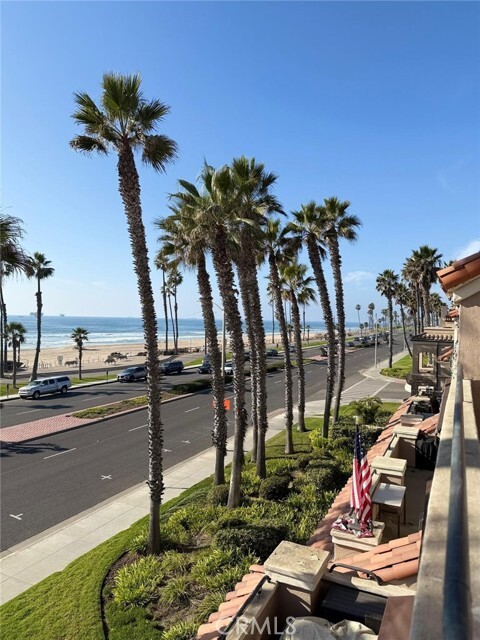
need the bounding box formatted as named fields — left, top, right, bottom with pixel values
left=0, top=351, right=407, bottom=605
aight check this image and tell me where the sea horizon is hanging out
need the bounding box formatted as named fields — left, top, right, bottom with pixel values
left=10, top=314, right=361, bottom=350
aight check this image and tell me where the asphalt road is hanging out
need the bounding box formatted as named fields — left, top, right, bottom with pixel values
left=0, top=343, right=407, bottom=550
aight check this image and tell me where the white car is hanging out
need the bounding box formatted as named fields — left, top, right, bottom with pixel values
left=224, top=361, right=233, bottom=375
left=19, top=376, right=72, bottom=399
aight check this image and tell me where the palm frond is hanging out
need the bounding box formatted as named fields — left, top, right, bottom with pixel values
left=135, top=99, right=171, bottom=133
left=142, top=134, right=178, bottom=172
left=101, top=73, right=142, bottom=122
left=70, top=135, right=108, bottom=155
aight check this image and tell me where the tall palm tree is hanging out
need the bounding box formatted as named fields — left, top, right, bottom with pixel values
left=169, top=164, right=247, bottom=507
left=280, top=262, right=316, bottom=433
left=154, top=250, right=170, bottom=354
left=322, top=197, right=361, bottom=423
left=26, top=252, right=55, bottom=381
left=429, top=292, right=444, bottom=326
left=156, top=206, right=227, bottom=486
left=376, top=270, right=399, bottom=367
left=5, top=321, right=27, bottom=387
left=262, top=218, right=295, bottom=453
left=0, top=214, right=30, bottom=377
left=167, top=268, right=183, bottom=353
left=394, top=281, right=413, bottom=357
left=410, top=246, right=443, bottom=328
left=367, top=303, right=375, bottom=333
left=288, top=202, right=336, bottom=436
left=229, top=156, right=282, bottom=477
left=70, top=73, right=178, bottom=554
left=71, top=327, right=89, bottom=380
left=355, top=304, right=361, bottom=332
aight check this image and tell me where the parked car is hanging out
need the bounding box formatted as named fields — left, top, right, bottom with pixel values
left=224, top=361, right=233, bottom=375
left=244, top=351, right=251, bottom=361
left=319, top=347, right=328, bottom=356
left=117, top=365, right=147, bottom=382
left=289, top=345, right=296, bottom=353
left=19, top=376, right=72, bottom=399
left=197, top=362, right=212, bottom=374
left=266, top=349, right=279, bottom=357
left=160, top=360, right=184, bottom=375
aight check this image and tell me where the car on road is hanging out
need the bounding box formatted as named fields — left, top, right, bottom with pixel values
left=19, top=376, right=72, bottom=399
left=224, top=361, right=233, bottom=375
left=319, top=347, right=328, bottom=356
left=160, top=360, right=184, bottom=375
left=197, top=362, right=212, bottom=374
left=266, top=349, right=279, bottom=357
left=117, top=365, right=147, bottom=382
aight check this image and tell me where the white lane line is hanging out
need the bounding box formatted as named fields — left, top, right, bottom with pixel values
left=185, top=407, right=200, bottom=413
left=16, top=409, right=41, bottom=415
left=81, top=398, right=93, bottom=402
left=274, top=380, right=283, bottom=384
left=129, top=424, right=147, bottom=432
left=44, top=448, right=76, bottom=460
left=101, top=475, right=112, bottom=480
left=10, top=513, right=23, bottom=520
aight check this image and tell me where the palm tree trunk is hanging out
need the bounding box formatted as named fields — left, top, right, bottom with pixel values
left=291, top=295, right=306, bottom=433
left=388, top=298, right=393, bottom=368
left=78, top=346, right=83, bottom=380
left=168, top=291, right=176, bottom=353
left=400, top=305, right=413, bottom=357
left=174, top=287, right=179, bottom=353
left=197, top=253, right=226, bottom=485
left=0, top=282, right=5, bottom=378
left=12, top=342, right=17, bottom=388
left=269, top=252, right=294, bottom=455
left=328, top=237, right=346, bottom=424
left=30, top=280, right=42, bottom=381
left=211, top=228, right=247, bottom=509
left=118, top=143, right=163, bottom=554
left=306, top=238, right=335, bottom=436
left=162, top=270, right=169, bottom=354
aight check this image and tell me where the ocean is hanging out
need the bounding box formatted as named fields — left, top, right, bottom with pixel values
left=9, top=315, right=359, bottom=350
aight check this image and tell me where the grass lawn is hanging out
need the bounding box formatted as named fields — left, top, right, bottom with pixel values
left=380, top=354, right=412, bottom=379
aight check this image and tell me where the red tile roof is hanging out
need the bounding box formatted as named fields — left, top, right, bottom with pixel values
left=437, top=251, right=480, bottom=292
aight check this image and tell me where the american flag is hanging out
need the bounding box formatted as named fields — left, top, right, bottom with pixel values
left=350, top=426, right=372, bottom=525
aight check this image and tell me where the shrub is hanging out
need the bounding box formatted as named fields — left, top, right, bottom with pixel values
left=309, top=431, right=334, bottom=453
left=214, top=524, right=287, bottom=561
left=160, top=550, right=193, bottom=575
left=191, top=548, right=239, bottom=583
left=266, top=458, right=296, bottom=476
left=196, top=591, right=227, bottom=622
left=295, top=454, right=312, bottom=470
left=112, top=556, right=163, bottom=607
left=295, top=463, right=348, bottom=494
left=331, top=422, right=383, bottom=450
left=197, top=565, right=250, bottom=592
left=344, top=396, right=383, bottom=425
left=259, top=475, right=291, bottom=501
left=241, top=468, right=262, bottom=497
left=207, top=484, right=230, bottom=506
left=128, top=525, right=149, bottom=554
left=159, top=575, right=192, bottom=606
left=162, top=621, right=200, bottom=640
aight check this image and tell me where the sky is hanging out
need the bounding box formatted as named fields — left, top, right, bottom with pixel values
left=2, top=1, right=479, bottom=325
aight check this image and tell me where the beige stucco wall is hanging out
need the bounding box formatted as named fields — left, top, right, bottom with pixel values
left=459, top=291, right=480, bottom=382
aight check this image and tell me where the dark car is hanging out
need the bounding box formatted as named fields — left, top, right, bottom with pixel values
left=319, top=347, right=328, bottom=356
left=266, top=349, right=278, bottom=357
left=160, top=360, right=184, bottom=375
left=197, top=363, right=212, bottom=374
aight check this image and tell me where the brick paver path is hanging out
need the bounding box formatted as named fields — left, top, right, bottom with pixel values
left=0, top=414, right=95, bottom=444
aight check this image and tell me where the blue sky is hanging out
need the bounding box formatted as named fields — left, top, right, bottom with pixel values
left=3, top=1, right=479, bottom=324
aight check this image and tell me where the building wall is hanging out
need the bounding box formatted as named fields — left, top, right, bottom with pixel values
left=459, top=291, right=480, bottom=382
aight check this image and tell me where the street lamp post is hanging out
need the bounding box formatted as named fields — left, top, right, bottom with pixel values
left=213, top=302, right=226, bottom=376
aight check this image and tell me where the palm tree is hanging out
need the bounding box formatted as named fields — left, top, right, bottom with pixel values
left=0, top=214, right=30, bottom=377
left=71, top=327, right=89, bottom=379
left=376, top=270, right=399, bottom=367
left=322, top=197, right=361, bottom=423
left=156, top=205, right=227, bottom=486
left=355, top=304, right=361, bottom=332
left=229, top=156, right=282, bottom=477
left=429, top=292, right=444, bottom=326
left=280, top=262, right=316, bottom=433
left=169, top=164, right=247, bottom=507
left=288, top=202, right=336, bottom=436
left=262, top=218, right=295, bottom=453
left=70, top=73, right=178, bottom=554
left=26, top=252, right=55, bottom=381
left=167, top=268, right=183, bottom=353
left=5, top=321, right=27, bottom=387
left=154, top=250, right=170, bottom=355
left=367, top=303, right=375, bottom=333
left=410, top=246, right=443, bottom=328
left=394, top=281, right=413, bottom=357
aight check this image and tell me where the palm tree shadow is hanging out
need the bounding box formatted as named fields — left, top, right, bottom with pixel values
left=0, top=440, right=68, bottom=458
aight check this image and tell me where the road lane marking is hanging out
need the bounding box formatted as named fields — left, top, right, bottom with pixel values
left=274, top=380, right=282, bottom=384
left=181, top=440, right=190, bottom=444
left=16, top=409, right=41, bottom=415
left=101, top=475, right=112, bottom=480
left=163, top=448, right=171, bottom=452
left=129, top=424, right=147, bottom=432
left=44, top=448, right=76, bottom=460
left=81, top=398, right=93, bottom=402
left=185, top=407, right=200, bottom=413
left=10, top=513, right=23, bottom=520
